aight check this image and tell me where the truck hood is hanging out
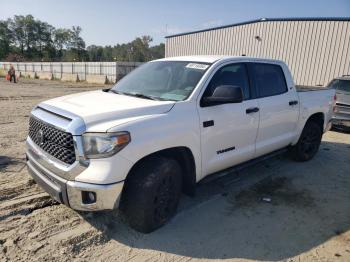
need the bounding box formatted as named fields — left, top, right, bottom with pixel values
left=41, top=90, right=175, bottom=131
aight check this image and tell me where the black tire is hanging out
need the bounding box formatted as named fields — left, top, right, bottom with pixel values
left=122, top=157, right=182, bottom=233
left=290, top=121, right=322, bottom=162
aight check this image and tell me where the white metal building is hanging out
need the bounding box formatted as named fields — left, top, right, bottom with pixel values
left=165, top=18, right=350, bottom=86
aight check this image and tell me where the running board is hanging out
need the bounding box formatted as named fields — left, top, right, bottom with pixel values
left=199, top=147, right=289, bottom=184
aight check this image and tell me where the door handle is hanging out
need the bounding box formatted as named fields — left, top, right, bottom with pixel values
left=246, top=107, right=259, bottom=114
left=203, top=120, right=214, bottom=127
left=289, top=100, right=298, bottom=106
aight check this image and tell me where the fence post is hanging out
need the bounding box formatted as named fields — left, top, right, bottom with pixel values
left=61, top=63, right=63, bottom=79
left=115, top=62, right=118, bottom=82
left=100, top=63, right=102, bottom=75
left=84, top=63, right=87, bottom=81
left=72, top=63, right=74, bottom=74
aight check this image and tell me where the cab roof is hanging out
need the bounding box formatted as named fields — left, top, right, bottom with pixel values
left=157, top=55, right=224, bottom=63
left=157, top=55, right=285, bottom=65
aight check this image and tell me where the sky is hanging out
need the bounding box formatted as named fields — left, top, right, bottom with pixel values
left=1, top=0, right=349, bottom=47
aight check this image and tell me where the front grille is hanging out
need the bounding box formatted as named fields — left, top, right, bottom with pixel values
left=28, top=116, right=76, bottom=165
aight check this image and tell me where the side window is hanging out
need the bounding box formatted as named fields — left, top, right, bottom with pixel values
left=203, top=63, right=250, bottom=100
left=251, top=63, right=288, bottom=98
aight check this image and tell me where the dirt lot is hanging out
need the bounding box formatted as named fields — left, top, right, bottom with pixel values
left=0, top=78, right=349, bottom=262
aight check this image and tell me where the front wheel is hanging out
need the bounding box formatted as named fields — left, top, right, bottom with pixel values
left=121, top=157, right=182, bottom=233
left=290, top=121, right=322, bottom=162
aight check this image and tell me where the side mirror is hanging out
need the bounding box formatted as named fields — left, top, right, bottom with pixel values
left=202, top=85, right=243, bottom=107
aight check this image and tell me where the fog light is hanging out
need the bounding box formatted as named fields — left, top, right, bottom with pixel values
left=82, top=191, right=96, bottom=204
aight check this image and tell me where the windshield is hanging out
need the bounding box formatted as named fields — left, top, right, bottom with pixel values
left=111, top=61, right=211, bottom=101
left=327, top=79, right=350, bottom=92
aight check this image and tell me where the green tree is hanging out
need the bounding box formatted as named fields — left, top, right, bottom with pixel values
left=129, top=36, right=152, bottom=62
left=53, top=28, right=72, bottom=60
left=85, top=35, right=165, bottom=62
left=1, top=14, right=165, bottom=62
left=67, top=26, right=86, bottom=61
left=102, top=45, right=113, bottom=61
left=8, top=15, right=27, bottom=55
left=86, top=45, right=103, bottom=61
left=9, top=15, right=49, bottom=60
left=0, top=20, right=12, bottom=60
left=150, top=43, right=165, bottom=59
left=35, top=21, right=55, bottom=60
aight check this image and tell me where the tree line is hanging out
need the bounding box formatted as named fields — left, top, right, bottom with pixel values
left=0, top=15, right=165, bottom=62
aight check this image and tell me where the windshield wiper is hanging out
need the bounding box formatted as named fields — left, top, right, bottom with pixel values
left=109, top=89, right=125, bottom=95
left=127, top=93, right=160, bottom=100
left=109, top=90, right=160, bottom=101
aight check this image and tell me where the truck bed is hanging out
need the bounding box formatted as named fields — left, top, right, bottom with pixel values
left=296, top=85, right=335, bottom=132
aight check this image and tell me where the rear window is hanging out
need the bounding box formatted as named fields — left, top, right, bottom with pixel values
left=327, top=79, right=350, bottom=92
left=251, top=63, right=288, bottom=98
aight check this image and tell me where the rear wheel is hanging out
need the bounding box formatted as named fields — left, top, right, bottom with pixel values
left=121, top=157, right=182, bottom=233
left=290, top=121, right=322, bottom=161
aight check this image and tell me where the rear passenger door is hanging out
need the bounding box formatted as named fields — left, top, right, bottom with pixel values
left=249, top=63, right=299, bottom=157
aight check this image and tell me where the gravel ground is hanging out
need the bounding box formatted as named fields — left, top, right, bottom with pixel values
left=0, top=78, right=349, bottom=262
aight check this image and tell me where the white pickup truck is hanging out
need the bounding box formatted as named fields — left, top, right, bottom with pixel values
left=26, top=56, right=335, bottom=232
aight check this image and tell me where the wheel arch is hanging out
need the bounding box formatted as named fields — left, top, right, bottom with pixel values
left=292, top=112, right=325, bottom=146
left=121, top=146, right=196, bottom=202
left=289, top=112, right=324, bottom=161
left=306, top=112, right=325, bottom=131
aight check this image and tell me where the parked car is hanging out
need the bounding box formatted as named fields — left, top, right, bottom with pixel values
left=26, top=56, right=335, bottom=233
left=327, top=75, right=350, bottom=130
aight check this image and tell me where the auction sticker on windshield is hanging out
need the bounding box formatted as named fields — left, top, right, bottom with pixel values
left=186, top=63, right=209, bottom=70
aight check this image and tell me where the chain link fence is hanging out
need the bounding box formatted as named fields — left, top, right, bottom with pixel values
left=0, top=61, right=143, bottom=83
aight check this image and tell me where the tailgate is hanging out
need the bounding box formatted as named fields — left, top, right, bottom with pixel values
left=334, top=91, right=350, bottom=119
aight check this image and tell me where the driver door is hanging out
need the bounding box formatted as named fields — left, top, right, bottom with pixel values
left=198, top=63, right=259, bottom=178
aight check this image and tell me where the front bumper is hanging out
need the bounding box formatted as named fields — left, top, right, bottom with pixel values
left=26, top=104, right=128, bottom=211
left=26, top=139, right=124, bottom=211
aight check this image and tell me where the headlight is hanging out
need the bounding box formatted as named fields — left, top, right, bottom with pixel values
left=82, top=132, right=130, bottom=159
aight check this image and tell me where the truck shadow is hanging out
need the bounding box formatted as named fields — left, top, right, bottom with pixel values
left=331, top=126, right=350, bottom=134
left=0, top=155, right=24, bottom=172
left=82, top=140, right=350, bottom=261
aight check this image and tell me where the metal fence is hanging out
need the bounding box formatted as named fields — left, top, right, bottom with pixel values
left=0, top=61, right=143, bottom=82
